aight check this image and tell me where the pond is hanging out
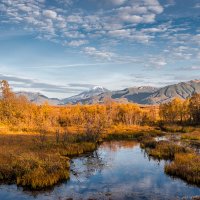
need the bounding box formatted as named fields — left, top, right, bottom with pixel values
left=0, top=141, right=200, bottom=200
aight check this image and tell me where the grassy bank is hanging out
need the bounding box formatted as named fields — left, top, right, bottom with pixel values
left=181, top=130, right=200, bottom=149
left=0, top=133, right=97, bottom=190
left=165, top=153, right=200, bottom=185
left=103, top=125, right=163, bottom=141
left=141, top=139, right=190, bottom=160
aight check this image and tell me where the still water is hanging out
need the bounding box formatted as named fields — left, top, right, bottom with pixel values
left=0, top=141, right=199, bottom=200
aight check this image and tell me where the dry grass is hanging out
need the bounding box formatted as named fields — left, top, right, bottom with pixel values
left=181, top=130, right=200, bottom=141
left=103, top=125, right=162, bottom=141
left=149, top=141, right=190, bottom=160
left=165, top=153, right=200, bottom=185
left=0, top=132, right=96, bottom=189
left=141, top=139, right=191, bottom=160
left=160, top=125, right=195, bottom=133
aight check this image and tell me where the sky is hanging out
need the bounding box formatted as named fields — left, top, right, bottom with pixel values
left=0, top=0, right=200, bottom=98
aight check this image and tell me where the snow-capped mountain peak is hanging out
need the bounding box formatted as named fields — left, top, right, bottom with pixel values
left=92, top=85, right=103, bottom=90
left=63, top=86, right=110, bottom=104
left=91, top=85, right=107, bottom=92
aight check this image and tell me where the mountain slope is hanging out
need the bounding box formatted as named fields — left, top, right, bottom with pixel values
left=63, top=86, right=110, bottom=104
left=16, top=92, right=62, bottom=105
left=111, top=86, right=158, bottom=104
left=145, top=80, right=200, bottom=104
left=62, top=80, right=200, bottom=105
left=14, top=80, right=200, bottom=105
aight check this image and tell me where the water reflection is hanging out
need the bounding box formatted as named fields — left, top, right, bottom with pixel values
left=70, top=150, right=107, bottom=181
left=0, top=141, right=199, bottom=200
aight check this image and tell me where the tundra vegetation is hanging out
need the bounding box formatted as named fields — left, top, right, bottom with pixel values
left=0, top=80, right=199, bottom=189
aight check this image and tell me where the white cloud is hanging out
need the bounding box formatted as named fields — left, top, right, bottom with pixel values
left=18, top=4, right=32, bottom=12
left=84, top=47, right=115, bottom=60
left=147, top=57, right=167, bottom=68
left=116, top=0, right=163, bottom=25
left=0, top=0, right=164, bottom=48
left=120, top=14, right=143, bottom=23
left=67, top=15, right=83, bottom=23
left=64, top=31, right=85, bottom=38
left=108, top=29, right=152, bottom=43
left=43, top=10, right=57, bottom=19
left=3, top=0, right=199, bottom=66
left=67, top=40, right=88, bottom=47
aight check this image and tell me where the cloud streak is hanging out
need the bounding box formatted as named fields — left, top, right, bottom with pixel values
left=0, top=73, right=95, bottom=95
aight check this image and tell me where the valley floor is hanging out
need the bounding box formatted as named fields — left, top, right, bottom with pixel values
left=0, top=125, right=199, bottom=190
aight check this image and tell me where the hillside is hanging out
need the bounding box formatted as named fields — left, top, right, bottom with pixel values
left=15, top=80, right=200, bottom=105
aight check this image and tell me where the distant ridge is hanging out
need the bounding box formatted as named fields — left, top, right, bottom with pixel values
left=14, top=80, right=200, bottom=105
left=15, top=92, right=62, bottom=105
left=145, top=80, right=200, bottom=104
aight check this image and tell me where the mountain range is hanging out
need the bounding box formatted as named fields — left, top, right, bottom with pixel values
left=16, top=80, right=200, bottom=105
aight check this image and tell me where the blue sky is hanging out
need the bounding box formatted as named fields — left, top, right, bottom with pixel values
left=0, top=0, right=200, bottom=98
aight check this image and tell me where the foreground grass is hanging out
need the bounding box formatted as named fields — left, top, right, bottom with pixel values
left=165, top=153, right=200, bottom=185
left=0, top=133, right=96, bottom=189
left=0, top=125, right=162, bottom=189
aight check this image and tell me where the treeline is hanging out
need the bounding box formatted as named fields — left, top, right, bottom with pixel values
left=0, top=80, right=199, bottom=135
left=0, top=80, right=157, bottom=134
left=159, top=94, right=200, bottom=125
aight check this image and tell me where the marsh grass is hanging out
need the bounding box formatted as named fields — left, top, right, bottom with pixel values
left=149, top=141, right=190, bottom=160
left=141, top=139, right=191, bottom=160
left=141, top=137, right=200, bottom=186
left=140, top=137, right=157, bottom=149
left=160, top=125, right=195, bottom=133
left=165, top=153, right=200, bottom=185
left=104, top=125, right=163, bottom=141
left=59, top=142, right=96, bottom=157
left=0, top=133, right=96, bottom=189
left=181, top=131, right=200, bottom=141
left=181, top=131, right=200, bottom=149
